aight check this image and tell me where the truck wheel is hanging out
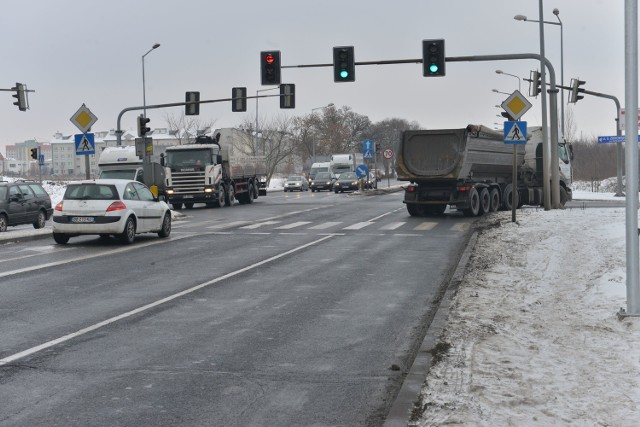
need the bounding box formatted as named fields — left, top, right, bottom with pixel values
left=560, top=186, right=568, bottom=207
left=489, top=188, right=500, bottom=212
left=479, top=188, right=491, bottom=215
left=225, top=184, right=235, bottom=206
left=172, top=202, right=183, bottom=210
left=502, top=184, right=518, bottom=211
left=463, top=187, right=481, bottom=217
left=407, top=204, right=422, bottom=217
left=246, top=184, right=254, bottom=204
left=217, top=186, right=227, bottom=207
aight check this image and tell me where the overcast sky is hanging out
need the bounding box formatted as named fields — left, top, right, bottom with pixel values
left=0, top=0, right=629, bottom=151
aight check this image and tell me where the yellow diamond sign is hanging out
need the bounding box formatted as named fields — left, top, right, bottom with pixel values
left=70, top=104, right=98, bottom=133
left=500, top=90, right=532, bottom=121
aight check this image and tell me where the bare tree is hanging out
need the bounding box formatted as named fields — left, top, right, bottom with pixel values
left=163, top=112, right=216, bottom=145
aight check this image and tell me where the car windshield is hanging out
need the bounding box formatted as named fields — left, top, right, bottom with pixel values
left=316, top=172, right=332, bottom=179
left=288, top=176, right=302, bottom=182
left=64, top=184, right=118, bottom=200
left=340, top=172, right=357, bottom=180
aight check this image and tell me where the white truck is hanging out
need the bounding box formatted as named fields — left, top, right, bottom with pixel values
left=309, top=161, right=331, bottom=181
left=330, top=153, right=364, bottom=177
left=97, top=146, right=165, bottom=197
left=396, top=124, right=573, bottom=216
left=162, top=135, right=266, bottom=209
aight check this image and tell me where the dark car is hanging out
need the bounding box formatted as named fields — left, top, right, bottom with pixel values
left=310, top=172, right=336, bottom=192
left=0, top=180, right=53, bottom=232
left=333, top=171, right=360, bottom=193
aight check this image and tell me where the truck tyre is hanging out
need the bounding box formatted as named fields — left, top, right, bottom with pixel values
left=246, top=184, right=254, bottom=204
left=502, top=184, right=518, bottom=211
left=479, top=188, right=491, bottom=215
left=172, top=202, right=183, bottom=210
left=225, top=184, right=235, bottom=206
left=253, top=181, right=260, bottom=199
left=216, top=186, right=227, bottom=207
left=560, top=186, right=568, bottom=207
left=489, top=188, right=500, bottom=212
left=463, top=187, right=481, bottom=217
left=407, top=203, right=422, bottom=217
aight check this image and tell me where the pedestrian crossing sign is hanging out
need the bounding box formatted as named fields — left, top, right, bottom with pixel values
left=75, top=133, right=95, bottom=155
left=503, top=121, right=527, bottom=144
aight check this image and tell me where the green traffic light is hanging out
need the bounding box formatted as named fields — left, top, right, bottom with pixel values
left=429, top=64, right=439, bottom=73
left=340, top=70, right=349, bottom=79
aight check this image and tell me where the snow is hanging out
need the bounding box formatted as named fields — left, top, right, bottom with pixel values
left=411, top=193, right=640, bottom=426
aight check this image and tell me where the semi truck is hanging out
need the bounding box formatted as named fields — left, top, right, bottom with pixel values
left=396, top=124, right=573, bottom=216
left=161, top=135, right=267, bottom=209
left=97, top=145, right=165, bottom=197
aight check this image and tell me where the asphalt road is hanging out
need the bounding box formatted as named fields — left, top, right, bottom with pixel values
left=0, top=188, right=475, bottom=426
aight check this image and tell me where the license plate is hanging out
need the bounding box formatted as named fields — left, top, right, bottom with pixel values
left=71, top=216, right=95, bottom=223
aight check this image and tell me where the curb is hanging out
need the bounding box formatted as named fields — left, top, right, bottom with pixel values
left=383, top=231, right=479, bottom=426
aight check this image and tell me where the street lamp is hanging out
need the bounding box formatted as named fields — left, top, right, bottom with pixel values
left=492, top=89, right=511, bottom=96
left=495, top=69, right=522, bottom=92
left=514, top=9, right=564, bottom=137
left=142, top=43, right=160, bottom=118
left=310, top=103, right=334, bottom=163
left=255, top=86, right=280, bottom=155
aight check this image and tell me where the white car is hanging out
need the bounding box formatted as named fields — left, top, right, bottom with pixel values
left=52, top=179, right=171, bottom=245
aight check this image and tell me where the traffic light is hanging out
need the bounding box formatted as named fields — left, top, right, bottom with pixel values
left=569, top=78, right=586, bottom=103
left=422, top=39, right=445, bottom=77
left=30, top=147, right=38, bottom=160
left=280, top=84, right=295, bottom=109
left=529, top=70, right=541, bottom=97
left=333, top=46, right=355, bottom=82
left=137, top=115, right=151, bottom=137
left=12, top=82, right=27, bottom=111
left=260, top=51, right=281, bottom=85
left=232, top=87, right=247, bottom=112
left=185, top=91, right=200, bottom=115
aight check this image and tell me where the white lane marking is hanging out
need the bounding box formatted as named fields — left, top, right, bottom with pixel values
left=0, top=245, right=74, bottom=264
left=275, top=221, right=312, bottom=230
left=451, top=223, right=470, bottom=232
left=240, top=220, right=281, bottom=229
left=308, top=222, right=342, bottom=230
left=0, top=235, right=335, bottom=366
left=414, top=222, right=438, bottom=231
left=380, top=222, right=405, bottom=230
left=342, top=221, right=374, bottom=230
left=206, top=221, right=250, bottom=229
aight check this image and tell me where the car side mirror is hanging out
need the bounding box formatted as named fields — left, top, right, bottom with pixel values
left=10, top=195, right=21, bottom=202
left=160, top=153, right=165, bottom=166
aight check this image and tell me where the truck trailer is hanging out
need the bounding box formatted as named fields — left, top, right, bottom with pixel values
left=162, top=135, right=266, bottom=209
left=396, top=124, right=572, bottom=216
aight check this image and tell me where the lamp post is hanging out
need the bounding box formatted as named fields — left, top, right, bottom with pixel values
left=310, top=103, right=334, bottom=163
left=495, top=69, right=522, bottom=92
left=142, top=43, right=160, bottom=118
left=514, top=9, right=564, bottom=137
left=255, top=86, right=279, bottom=155
left=492, top=88, right=511, bottom=96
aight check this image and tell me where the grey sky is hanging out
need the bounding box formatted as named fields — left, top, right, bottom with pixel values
left=0, top=0, right=627, bottom=151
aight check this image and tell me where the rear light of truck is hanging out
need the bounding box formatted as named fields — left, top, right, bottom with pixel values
left=404, top=185, right=417, bottom=193
left=457, top=185, right=473, bottom=192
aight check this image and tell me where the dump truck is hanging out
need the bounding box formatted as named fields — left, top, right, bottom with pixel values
left=396, top=124, right=573, bottom=216
left=162, top=135, right=266, bottom=209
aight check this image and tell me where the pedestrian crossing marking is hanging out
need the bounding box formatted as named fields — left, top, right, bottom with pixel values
left=206, top=220, right=250, bottom=229
left=414, top=222, right=438, bottom=231
left=240, top=220, right=282, bottom=229
left=308, top=221, right=343, bottom=230
left=275, top=221, right=312, bottom=230
left=343, top=221, right=374, bottom=230
left=450, top=223, right=470, bottom=232
left=380, top=222, right=405, bottom=230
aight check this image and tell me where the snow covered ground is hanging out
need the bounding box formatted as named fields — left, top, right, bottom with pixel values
left=411, top=190, right=640, bottom=426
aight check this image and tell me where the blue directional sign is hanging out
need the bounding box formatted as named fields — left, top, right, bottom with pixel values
left=355, top=164, right=369, bottom=178
left=503, top=121, right=527, bottom=144
left=597, top=135, right=640, bottom=143
left=363, top=139, right=373, bottom=159
left=75, top=133, right=95, bottom=155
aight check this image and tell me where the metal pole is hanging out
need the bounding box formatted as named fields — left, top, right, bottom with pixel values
left=622, top=0, right=640, bottom=316
left=555, top=11, right=565, bottom=138
left=538, top=0, right=552, bottom=210
left=142, top=43, right=160, bottom=119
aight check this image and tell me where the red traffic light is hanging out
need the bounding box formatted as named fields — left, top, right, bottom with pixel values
left=265, top=54, right=275, bottom=64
